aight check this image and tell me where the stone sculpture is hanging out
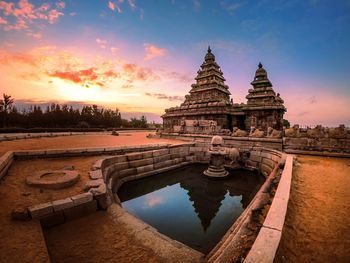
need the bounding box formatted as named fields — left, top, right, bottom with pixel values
left=267, top=127, right=282, bottom=138
left=231, top=127, right=248, bottom=137
left=249, top=127, right=265, bottom=138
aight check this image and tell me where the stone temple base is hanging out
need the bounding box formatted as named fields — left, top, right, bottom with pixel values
left=204, top=166, right=229, bottom=178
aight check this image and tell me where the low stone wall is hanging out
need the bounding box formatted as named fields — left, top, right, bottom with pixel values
left=244, top=154, right=293, bottom=263
left=161, top=133, right=283, bottom=151
left=162, top=129, right=350, bottom=156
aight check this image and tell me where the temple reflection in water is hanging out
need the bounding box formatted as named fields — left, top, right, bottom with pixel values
left=117, top=164, right=264, bottom=253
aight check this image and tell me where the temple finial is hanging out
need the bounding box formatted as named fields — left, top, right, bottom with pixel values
left=258, top=62, right=263, bottom=68
left=208, top=45, right=211, bottom=53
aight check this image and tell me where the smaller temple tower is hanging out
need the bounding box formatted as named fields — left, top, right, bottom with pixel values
left=243, top=63, right=286, bottom=131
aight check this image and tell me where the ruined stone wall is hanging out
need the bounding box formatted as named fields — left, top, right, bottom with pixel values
left=283, top=125, right=350, bottom=156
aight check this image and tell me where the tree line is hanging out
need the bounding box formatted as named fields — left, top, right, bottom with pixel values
left=0, top=94, right=149, bottom=129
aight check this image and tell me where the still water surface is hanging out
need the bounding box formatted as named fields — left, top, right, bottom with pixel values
left=117, top=164, right=264, bottom=254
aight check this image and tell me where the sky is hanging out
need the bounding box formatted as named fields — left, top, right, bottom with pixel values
left=0, top=0, right=349, bottom=125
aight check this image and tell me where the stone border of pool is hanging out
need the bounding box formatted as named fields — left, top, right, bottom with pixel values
left=0, top=141, right=294, bottom=262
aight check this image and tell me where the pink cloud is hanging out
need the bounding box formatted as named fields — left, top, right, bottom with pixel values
left=26, top=31, right=42, bottom=39
left=96, top=38, right=107, bottom=49
left=108, top=1, right=122, bottom=13
left=144, top=44, right=167, bottom=60
left=56, top=1, right=65, bottom=9
left=0, top=1, right=14, bottom=16
left=48, top=9, right=64, bottom=24
left=0, top=16, right=7, bottom=24
left=0, top=0, right=65, bottom=33
left=110, top=47, right=118, bottom=53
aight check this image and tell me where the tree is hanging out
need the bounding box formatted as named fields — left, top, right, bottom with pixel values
left=282, top=119, right=290, bottom=128
left=0, top=94, right=14, bottom=127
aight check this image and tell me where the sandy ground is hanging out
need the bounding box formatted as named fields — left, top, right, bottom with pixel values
left=275, top=155, right=350, bottom=263
left=0, top=132, right=184, bottom=263
left=45, top=211, right=161, bottom=263
left=0, top=132, right=184, bottom=156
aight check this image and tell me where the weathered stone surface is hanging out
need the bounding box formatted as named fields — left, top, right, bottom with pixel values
left=84, top=179, right=104, bottom=191
left=153, top=154, right=171, bottom=163
left=26, top=170, right=80, bottom=189
left=40, top=211, right=65, bottom=228
left=129, top=158, right=153, bottom=168
left=71, top=192, right=93, bottom=206
left=126, top=152, right=143, bottom=161
left=262, top=158, right=276, bottom=168
left=244, top=227, right=282, bottom=263
left=111, top=162, right=129, bottom=171
left=152, top=149, right=169, bottom=157
left=52, top=198, right=74, bottom=212
left=118, top=168, right=137, bottom=178
left=136, top=164, right=154, bottom=174
left=142, top=151, right=153, bottom=159
left=154, top=160, right=173, bottom=169
left=11, top=207, right=30, bottom=221
left=28, top=202, right=53, bottom=219
left=89, top=170, right=103, bottom=180
left=63, top=200, right=97, bottom=221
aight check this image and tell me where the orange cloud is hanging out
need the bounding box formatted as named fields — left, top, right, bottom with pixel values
left=144, top=44, right=167, bottom=60
left=0, top=51, right=37, bottom=65
left=48, top=67, right=122, bottom=88
left=122, top=63, right=159, bottom=82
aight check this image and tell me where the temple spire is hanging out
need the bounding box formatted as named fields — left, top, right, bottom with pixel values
left=258, top=62, right=263, bottom=68
left=208, top=45, right=211, bottom=53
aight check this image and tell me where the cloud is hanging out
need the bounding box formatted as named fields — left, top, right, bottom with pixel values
left=48, top=9, right=64, bottom=24
left=69, top=12, right=76, bottom=16
left=48, top=67, right=122, bottom=88
left=0, top=0, right=65, bottom=36
left=26, top=31, right=42, bottom=39
left=56, top=1, right=65, bottom=9
left=0, top=16, right=7, bottom=24
left=167, top=71, right=193, bottom=83
left=110, top=47, right=118, bottom=53
left=0, top=51, right=37, bottom=65
left=127, top=0, right=136, bottom=10
left=220, top=1, right=242, bottom=15
left=145, top=92, right=183, bottom=102
left=96, top=38, right=107, bottom=49
left=144, top=43, right=167, bottom=60
left=145, top=195, right=164, bottom=208
left=122, top=63, right=160, bottom=82
left=308, top=96, right=317, bottom=104
left=108, top=1, right=122, bottom=13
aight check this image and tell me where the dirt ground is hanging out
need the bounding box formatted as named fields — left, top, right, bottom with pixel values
left=0, top=132, right=184, bottom=156
left=275, top=155, right=350, bottom=263
left=45, top=211, right=161, bottom=263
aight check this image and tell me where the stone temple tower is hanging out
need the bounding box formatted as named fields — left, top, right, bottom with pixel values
left=243, top=63, right=286, bottom=131
left=162, top=46, right=234, bottom=132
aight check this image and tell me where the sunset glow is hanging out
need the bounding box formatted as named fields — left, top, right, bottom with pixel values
left=0, top=0, right=349, bottom=125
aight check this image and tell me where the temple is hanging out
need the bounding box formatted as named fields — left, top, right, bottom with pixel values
left=162, top=47, right=286, bottom=134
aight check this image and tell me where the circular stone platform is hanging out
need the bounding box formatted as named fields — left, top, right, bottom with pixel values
left=26, top=170, right=80, bottom=189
